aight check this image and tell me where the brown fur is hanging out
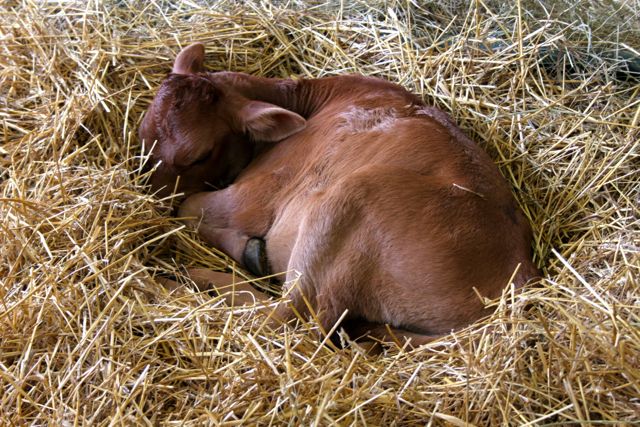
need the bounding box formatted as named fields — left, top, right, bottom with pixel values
left=139, top=43, right=540, bottom=347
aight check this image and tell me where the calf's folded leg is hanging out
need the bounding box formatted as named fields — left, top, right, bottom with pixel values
left=186, top=268, right=272, bottom=306
left=178, top=189, right=272, bottom=276
left=158, top=268, right=273, bottom=307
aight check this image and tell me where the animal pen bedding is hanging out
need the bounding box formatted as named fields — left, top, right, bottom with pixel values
left=1, top=0, right=638, bottom=425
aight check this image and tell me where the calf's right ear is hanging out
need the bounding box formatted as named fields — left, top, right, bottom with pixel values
left=173, top=43, right=205, bottom=74
left=239, top=101, right=306, bottom=142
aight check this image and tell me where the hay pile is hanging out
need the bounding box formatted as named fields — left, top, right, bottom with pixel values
left=1, top=0, right=638, bottom=424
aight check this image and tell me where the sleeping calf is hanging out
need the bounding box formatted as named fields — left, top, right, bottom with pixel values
left=139, top=43, right=539, bottom=346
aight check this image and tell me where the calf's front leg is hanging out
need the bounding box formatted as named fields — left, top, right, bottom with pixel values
left=158, top=269, right=273, bottom=309
left=185, top=268, right=273, bottom=306
left=178, top=189, right=271, bottom=277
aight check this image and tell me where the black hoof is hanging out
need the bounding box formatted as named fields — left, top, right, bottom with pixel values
left=243, top=237, right=270, bottom=277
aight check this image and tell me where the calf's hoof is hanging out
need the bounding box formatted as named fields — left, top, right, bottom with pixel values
left=243, top=237, right=270, bottom=277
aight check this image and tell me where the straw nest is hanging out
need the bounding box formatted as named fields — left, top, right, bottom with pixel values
left=1, top=0, right=638, bottom=424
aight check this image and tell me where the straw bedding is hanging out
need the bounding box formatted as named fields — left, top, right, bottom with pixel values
left=1, top=0, right=638, bottom=424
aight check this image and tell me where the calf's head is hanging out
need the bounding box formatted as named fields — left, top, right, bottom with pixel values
left=139, top=43, right=306, bottom=197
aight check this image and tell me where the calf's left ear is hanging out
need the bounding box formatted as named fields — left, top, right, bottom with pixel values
left=239, top=101, right=306, bottom=142
left=173, top=43, right=205, bottom=74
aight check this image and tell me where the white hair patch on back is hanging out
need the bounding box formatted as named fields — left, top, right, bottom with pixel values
left=338, top=106, right=399, bottom=133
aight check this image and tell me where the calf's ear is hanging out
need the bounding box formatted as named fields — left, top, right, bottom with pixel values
left=173, top=43, right=205, bottom=74
left=240, top=101, right=306, bottom=142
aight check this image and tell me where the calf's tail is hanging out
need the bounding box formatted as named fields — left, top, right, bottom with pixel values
left=341, top=320, right=442, bottom=349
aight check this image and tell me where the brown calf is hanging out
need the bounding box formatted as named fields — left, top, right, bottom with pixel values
left=139, top=43, right=539, bottom=347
